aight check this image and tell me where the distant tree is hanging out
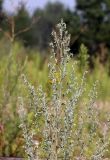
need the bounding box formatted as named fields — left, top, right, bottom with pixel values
left=0, top=0, right=8, bottom=39
left=63, top=9, right=81, bottom=54
left=14, top=6, right=32, bottom=45
left=31, top=2, right=67, bottom=51
left=0, top=0, right=3, bottom=12
left=76, top=0, right=110, bottom=62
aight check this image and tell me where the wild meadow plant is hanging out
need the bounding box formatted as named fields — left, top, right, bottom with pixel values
left=18, top=20, right=110, bottom=160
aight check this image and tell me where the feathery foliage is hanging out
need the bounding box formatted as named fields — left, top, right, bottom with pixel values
left=18, top=20, right=110, bottom=160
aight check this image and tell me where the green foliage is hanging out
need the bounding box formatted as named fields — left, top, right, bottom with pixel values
left=78, top=44, right=89, bottom=70
left=0, top=42, right=26, bottom=156
left=0, top=41, right=49, bottom=156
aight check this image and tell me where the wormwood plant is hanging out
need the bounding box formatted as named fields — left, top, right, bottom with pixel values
left=18, top=20, right=110, bottom=160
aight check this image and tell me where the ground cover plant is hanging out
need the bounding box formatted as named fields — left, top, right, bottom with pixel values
left=18, top=20, right=110, bottom=160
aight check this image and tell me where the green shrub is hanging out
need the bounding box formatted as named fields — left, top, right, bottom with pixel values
left=18, top=20, right=110, bottom=160
left=0, top=42, right=26, bottom=156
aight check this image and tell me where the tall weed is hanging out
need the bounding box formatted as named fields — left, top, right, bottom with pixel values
left=18, top=20, right=110, bottom=160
